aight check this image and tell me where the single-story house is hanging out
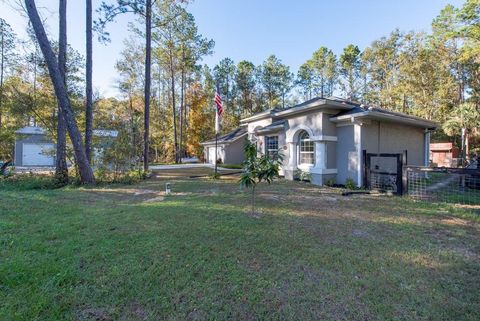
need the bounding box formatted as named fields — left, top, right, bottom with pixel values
left=430, top=142, right=460, bottom=167
left=14, top=126, right=118, bottom=167
left=201, top=127, right=247, bottom=164
left=211, top=97, right=436, bottom=186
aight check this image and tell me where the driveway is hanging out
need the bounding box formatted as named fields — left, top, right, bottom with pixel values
left=150, top=163, right=237, bottom=171
left=150, top=164, right=242, bottom=179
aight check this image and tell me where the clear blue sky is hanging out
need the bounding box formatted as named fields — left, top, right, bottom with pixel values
left=0, top=0, right=465, bottom=97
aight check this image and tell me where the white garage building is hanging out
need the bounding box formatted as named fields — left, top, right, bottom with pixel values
left=14, top=126, right=55, bottom=167
left=14, top=126, right=118, bottom=167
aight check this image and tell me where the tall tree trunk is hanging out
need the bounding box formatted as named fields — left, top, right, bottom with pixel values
left=320, top=77, right=324, bottom=98
left=25, top=0, right=95, bottom=184
left=184, top=82, right=188, bottom=156
left=85, top=0, right=93, bottom=164
left=143, top=0, right=152, bottom=171
left=55, top=0, right=68, bottom=183
left=128, top=94, right=136, bottom=162
left=179, top=68, right=184, bottom=161
left=32, top=47, right=38, bottom=124
left=171, top=67, right=178, bottom=164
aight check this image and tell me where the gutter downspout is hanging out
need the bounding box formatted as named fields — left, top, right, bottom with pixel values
left=354, top=118, right=363, bottom=187
left=424, top=129, right=431, bottom=167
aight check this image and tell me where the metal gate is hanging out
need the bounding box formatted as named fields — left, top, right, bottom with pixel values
left=364, top=151, right=406, bottom=195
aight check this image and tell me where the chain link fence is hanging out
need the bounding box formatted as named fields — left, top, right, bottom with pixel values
left=405, top=167, right=480, bottom=205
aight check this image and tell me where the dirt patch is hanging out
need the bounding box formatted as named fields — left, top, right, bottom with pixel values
left=450, top=246, right=480, bottom=260
left=260, top=194, right=282, bottom=202
left=143, top=196, right=165, bottom=203
left=244, top=208, right=263, bottom=218
left=441, top=217, right=472, bottom=226
left=186, top=308, right=207, bottom=321
left=134, top=189, right=158, bottom=195
left=118, top=302, right=148, bottom=321
left=352, top=229, right=370, bottom=239
left=76, top=307, right=112, bottom=321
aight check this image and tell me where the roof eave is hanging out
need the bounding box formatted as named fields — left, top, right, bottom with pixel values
left=200, top=132, right=248, bottom=146
left=273, top=99, right=355, bottom=118
left=240, top=110, right=273, bottom=123
left=254, top=125, right=284, bottom=135
left=330, top=111, right=438, bottom=129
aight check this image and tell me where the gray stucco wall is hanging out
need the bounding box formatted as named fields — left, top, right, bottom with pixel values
left=321, top=113, right=338, bottom=137
left=285, top=112, right=323, bottom=137
left=247, top=119, right=273, bottom=137
left=14, top=134, right=55, bottom=166
left=361, top=121, right=425, bottom=165
left=336, top=125, right=357, bottom=185
left=264, top=131, right=288, bottom=171
left=204, top=138, right=247, bottom=165
left=224, top=138, right=246, bottom=164
left=327, top=141, right=336, bottom=169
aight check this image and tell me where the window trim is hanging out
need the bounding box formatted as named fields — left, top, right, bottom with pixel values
left=265, top=135, right=279, bottom=157
left=298, top=131, right=315, bottom=165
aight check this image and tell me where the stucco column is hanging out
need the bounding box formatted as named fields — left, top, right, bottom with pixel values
left=314, top=141, right=327, bottom=169
left=424, top=130, right=430, bottom=167
left=354, top=123, right=363, bottom=187
left=288, top=142, right=297, bottom=170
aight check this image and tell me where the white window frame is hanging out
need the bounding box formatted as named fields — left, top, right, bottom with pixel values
left=265, top=135, right=279, bottom=157
left=298, top=131, right=315, bottom=166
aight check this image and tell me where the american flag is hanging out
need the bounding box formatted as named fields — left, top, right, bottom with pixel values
left=215, top=88, right=223, bottom=116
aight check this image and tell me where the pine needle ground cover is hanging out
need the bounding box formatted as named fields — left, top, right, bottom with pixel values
left=1, top=169, right=479, bottom=321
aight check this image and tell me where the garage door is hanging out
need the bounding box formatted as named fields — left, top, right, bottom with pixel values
left=23, top=143, right=54, bottom=166
left=208, top=147, right=216, bottom=164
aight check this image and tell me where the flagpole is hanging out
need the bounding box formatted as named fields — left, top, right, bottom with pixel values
left=214, top=83, right=222, bottom=178
left=214, top=130, right=218, bottom=177
left=214, top=107, right=219, bottom=177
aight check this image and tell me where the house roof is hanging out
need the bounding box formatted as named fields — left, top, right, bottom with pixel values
left=239, top=109, right=276, bottom=123
left=254, top=120, right=286, bottom=135
left=240, top=97, right=436, bottom=129
left=330, top=106, right=438, bottom=129
left=93, top=129, right=119, bottom=138
left=15, top=126, right=47, bottom=135
left=15, top=127, right=120, bottom=137
left=281, top=96, right=358, bottom=111
left=201, top=127, right=248, bottom=145
left=430, top=142, right=456, bottom=151
left=240, top=96, right=357, bottom=124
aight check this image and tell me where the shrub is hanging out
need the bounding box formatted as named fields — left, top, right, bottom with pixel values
left=345, top=177, right=356, bottom=190
left=0, top=174, right=62, bottom=190
left=94, top=168, right=148, bottom=185
left=325, top=178, right=335, bottom=187
left=295, top=170, right=312, bottom=182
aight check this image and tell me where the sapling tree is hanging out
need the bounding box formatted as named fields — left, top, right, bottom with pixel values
left=239, top=140, right=283, bottom=215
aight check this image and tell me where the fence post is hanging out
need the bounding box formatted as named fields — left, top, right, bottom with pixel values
left=402, top=151, right=408, bottom=195
left=363, top=150, right=368, bottom=189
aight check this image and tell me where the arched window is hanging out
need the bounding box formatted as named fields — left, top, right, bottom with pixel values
left=299, top=131, right=314, bottom=165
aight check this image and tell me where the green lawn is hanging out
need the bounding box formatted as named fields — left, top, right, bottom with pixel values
left=1, top=169, right=479, bottom=320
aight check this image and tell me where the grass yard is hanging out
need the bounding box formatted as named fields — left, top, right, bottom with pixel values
left=1, top=168, right=480, bottom=320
